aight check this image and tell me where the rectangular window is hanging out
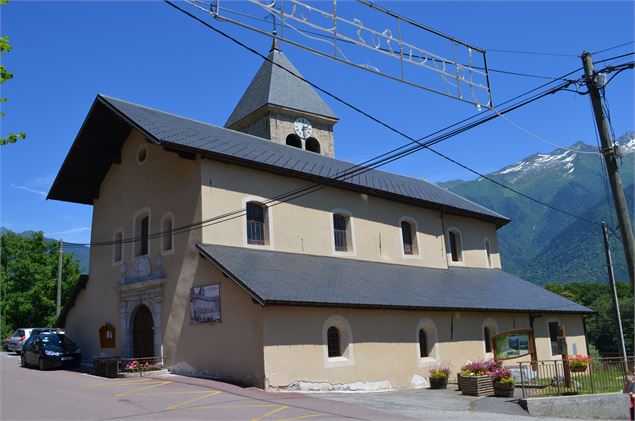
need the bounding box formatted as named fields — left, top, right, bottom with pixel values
left=449, top=231, right=459, bottom=262
left=401, top=221, right=413, bottom=255
left=114, top=231, right=123, bottom=262
left=140, top=216, right=149, bottom=255
left=548, top=322, right=559, bottom=355
left=333, top=214, right=349, bottom=252
left=162, top=217, right=173, bottom=252
left=247, top=203, right=266, bottom=245
left=419, top=329, right=428, bottom=358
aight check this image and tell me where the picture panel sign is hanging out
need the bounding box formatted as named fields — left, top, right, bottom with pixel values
left=492, top=329, right=535, bottom=360
left=190, top=284, right=221, bottom=324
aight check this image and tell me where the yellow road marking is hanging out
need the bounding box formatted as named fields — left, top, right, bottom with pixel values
left=85, top=379, right=156, bottom=388
left=251, top=405, right=289, bottom=421
left=183, top=403, right=279, bottom=411
left=164, top=390, right=222, bottom=410
left=277, top=413, right=327, bottom=421
left=115, top=380, right=172, bottom=396
left=135, top=390, right=215, bottom=396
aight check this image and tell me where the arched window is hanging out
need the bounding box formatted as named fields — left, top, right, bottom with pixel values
left=305, top=137, right=321, bottom=154
left=113, top=229, right=123, bottom=263
left=286, top=134, right=302, bottom=149
left=416, top=319, right=438, bottom=362
left=547, top=319, right=561, bottom=356
left=448, top=229, right=463, bottom=262
left=246, top=202, right=269, bottom=245
left=327, top=326, right=341, bottom=358
left=401, top=219, right=418, bottom=255
left=484, top=238, right=492, bottom=267
left=161, top=213, right=174, bottom=253
left=418, top=329, right=429, bottom=358
left=484, top=326, right=492, bottom=353
left=482, top=318, right=498, bottom=356
left=134, top=211, right=150, bottom=257
left=333, top=213, right=352, bottom=252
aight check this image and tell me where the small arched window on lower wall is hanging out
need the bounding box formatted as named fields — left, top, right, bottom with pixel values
left=305, top=137, right=321, bottom=154
left=322, top=315, right=354, bottom=367
left=416, top=318, right=438, bottom=364
left=327, top=326, right=341, bottom=357
left=482, top=318, right=498, bottom=357
left=286, top=134, right=302, bottom=149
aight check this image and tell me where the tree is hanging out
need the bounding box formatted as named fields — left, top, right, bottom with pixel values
left=0, top=231, right=81, bottom=339
left=0, top=0, right=26, bottom=146
left=545, top=282, right=634, bottom=356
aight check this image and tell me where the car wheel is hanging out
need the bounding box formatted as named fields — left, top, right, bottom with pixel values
left=20, top=354, right=27, bottom=367
left=39, top=357, right=46, bottom=370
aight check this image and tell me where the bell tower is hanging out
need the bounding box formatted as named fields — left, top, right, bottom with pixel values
left=225, top=41, right=339, bottom=158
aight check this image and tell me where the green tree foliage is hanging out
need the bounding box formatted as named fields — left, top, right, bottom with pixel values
left=546, top=282, right=634, bottom=356
left=0, top=231, right=81, bottom=338
left=0, top=0, right=26, bottom=146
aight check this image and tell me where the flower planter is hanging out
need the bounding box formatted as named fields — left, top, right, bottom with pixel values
left=569, top=365, right=588, bottom=373
left=429, top=377, right=448, bottom=389
left=457, top=374, right=463, bottom=391
left=493, top=382, right=515, bottom=398
left=461, top=375, right=494, bottom=397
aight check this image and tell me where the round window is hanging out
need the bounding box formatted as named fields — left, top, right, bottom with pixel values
left=137, top=144, right=148, bottom=165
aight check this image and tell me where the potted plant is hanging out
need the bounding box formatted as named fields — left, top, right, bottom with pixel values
left=491, top=368, right=515, bottom=398
left=459, top=360, right=496, bottom=397
left=568, top=354, right=592, bottom=373
left=429, top=367, right=451, bottom=389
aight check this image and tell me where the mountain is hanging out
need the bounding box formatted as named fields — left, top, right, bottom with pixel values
left=440, top=131, right=635, bottom=284
left=0, top=228, right=90, bottom=274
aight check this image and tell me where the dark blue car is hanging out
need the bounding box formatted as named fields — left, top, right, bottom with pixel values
left=20, top=333, right=81, bottom=370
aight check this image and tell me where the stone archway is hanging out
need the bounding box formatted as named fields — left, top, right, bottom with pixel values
left=132, top=305, right=154, bottom=358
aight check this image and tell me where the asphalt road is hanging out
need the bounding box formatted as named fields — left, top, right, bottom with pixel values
left=0, top=352, right=607, bottom=421
left=0, top=353, right=405, bottom=421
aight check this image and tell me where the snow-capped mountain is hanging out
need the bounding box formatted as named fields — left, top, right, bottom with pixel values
left=440, top=131, right=634, bottom=285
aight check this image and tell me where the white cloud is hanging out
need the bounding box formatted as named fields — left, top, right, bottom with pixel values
left=45, top=227, right=91, bottom=236
left=10, top=184, right=47, bottom=197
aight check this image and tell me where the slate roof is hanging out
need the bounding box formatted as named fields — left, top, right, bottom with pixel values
left=225, top=46, right=338, bottom=128
left=196, top=244, right=592, bottom=314
left=48, top=95, right=509, bottom=226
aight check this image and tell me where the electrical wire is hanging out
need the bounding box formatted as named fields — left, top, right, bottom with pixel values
left=63, top=2, right=606, bottom=248
left=492, top=110, right=602, bottom=155
left=592, top=41, right=635, bottom=55
left=487, top=48, right=578, bottom=58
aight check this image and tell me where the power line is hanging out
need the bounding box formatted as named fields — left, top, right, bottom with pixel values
left=487, top=48, right=578, bottom=58
left=592, top=41, right=635, bottom=55
left=66, top=2, right=605, bottom=248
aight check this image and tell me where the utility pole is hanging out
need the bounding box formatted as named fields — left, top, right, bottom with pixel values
left=56, top=240, right=63, bottom=319
left=581, top=51, right=635, bottom=357
left=602, top=223, right=628, bottom=372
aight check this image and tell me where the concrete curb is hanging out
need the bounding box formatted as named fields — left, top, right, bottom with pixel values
left=524, top=392, right=629, bottom=420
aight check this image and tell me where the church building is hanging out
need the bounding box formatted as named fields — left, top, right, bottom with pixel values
left=49, top=43, right=592, bottom=390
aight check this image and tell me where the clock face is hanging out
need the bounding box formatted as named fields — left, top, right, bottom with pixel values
left=294, top=117, right=313, bottom=139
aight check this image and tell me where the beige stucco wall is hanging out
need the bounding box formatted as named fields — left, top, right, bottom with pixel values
left=65, top=129, right=202, bottom=363
left=200, top=159, right=501, bottom=270
left=171, top=258, right=265, bottom=387
left=262, top=306, right=587, bottom=389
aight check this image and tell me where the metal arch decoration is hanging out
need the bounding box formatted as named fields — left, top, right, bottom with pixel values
left=186, top=0, right=493, bottom=109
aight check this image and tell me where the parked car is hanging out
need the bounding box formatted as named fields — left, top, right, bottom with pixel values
left=2, top=336, right=10, bottom=351
left=7, top=328, right=34, bottom=354
left=20, top=333, right=81, bottom=370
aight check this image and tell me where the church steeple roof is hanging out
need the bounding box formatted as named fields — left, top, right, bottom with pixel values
left=225, top=47, right=338, bottom=128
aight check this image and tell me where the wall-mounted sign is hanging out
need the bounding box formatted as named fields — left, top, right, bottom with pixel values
left=492, top=329, right=535, bottom=360
left=190, top=284, right=221, bottom=324
left=99, top=323, right=116, bottom=348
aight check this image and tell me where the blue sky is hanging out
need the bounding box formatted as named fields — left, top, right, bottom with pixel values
left=1, top=1, right=633, bottom=244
